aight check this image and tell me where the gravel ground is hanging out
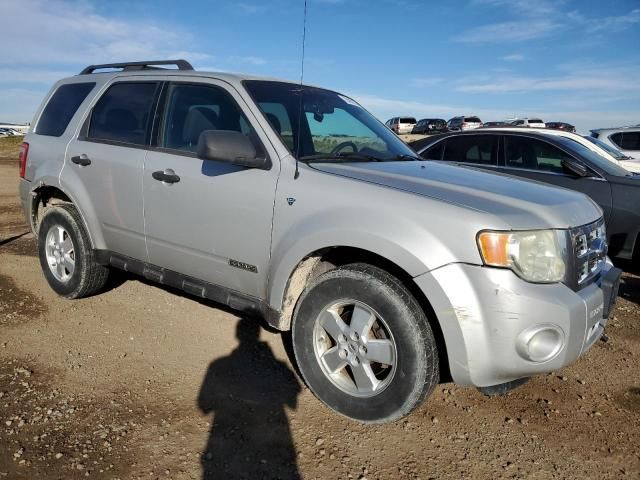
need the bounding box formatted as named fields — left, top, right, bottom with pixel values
left=0, top=145, right=639, bottom=479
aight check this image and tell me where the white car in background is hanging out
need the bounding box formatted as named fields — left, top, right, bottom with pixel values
left=590, top=126, right=639, bottom=162
left=510, top=118, right=546, bottom=128
left=385, top=116, right=417, bottom=134
left=583, top=135, right=640, bottom=173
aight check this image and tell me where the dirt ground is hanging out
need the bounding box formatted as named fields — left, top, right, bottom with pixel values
left=0, top=139, right=639, bottom=480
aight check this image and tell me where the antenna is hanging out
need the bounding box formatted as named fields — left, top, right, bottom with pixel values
left=294, top=0, right=308, bottom=180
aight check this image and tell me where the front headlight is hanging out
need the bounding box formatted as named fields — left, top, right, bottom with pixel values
left=477, top=229, right=569, bottom=283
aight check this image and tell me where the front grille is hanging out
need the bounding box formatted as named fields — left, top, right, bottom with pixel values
left=570, top=219, right=607, bottom=290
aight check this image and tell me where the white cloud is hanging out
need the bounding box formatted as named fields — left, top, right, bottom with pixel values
left=454, top=64, right=640, bottom=94
left=0, top=0, right=212, bottom=66
left=568, top=8, right=640, bottom=33
left=455, top=20, right=560, bottom=43
left=500, top=53, right=525, bottom=62
left=229, top=56, right=268, bottom=66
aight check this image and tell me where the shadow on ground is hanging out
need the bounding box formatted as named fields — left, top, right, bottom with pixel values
left=197, top=318, right=302, bottom=479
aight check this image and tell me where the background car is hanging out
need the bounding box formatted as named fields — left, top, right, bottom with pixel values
left=385, top=116, right=417, bottom=134
left=583, top=135, right=640, bottom=173
left=411, top=118, right=447, bottom=134
left=410, top=129, right=640, bottom=263
left=446, top=115, right=482, bottom=131
left=510, top=118, right=546, bottom=128
left=590, top=126, right=640, bottom=161
left=546, top=122, right=576, bottom=133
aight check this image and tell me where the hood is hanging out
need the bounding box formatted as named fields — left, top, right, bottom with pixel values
left=310, top=161, right=602, bottom=230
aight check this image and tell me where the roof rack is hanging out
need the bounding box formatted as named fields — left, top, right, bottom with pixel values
left=79, top=60, right=193, bottom=75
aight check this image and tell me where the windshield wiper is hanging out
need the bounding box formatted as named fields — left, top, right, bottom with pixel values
left=393, top=154, right=422, bottom=161
left=299, top=152, right=384, bottom=163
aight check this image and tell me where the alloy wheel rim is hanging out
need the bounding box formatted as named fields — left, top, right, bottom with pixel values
left=312, top=299, right=397, bottom=398
left=45, top=225, right=75, bottom=282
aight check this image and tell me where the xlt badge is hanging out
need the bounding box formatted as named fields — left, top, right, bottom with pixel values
left=229, top=259, right=258, bottom=273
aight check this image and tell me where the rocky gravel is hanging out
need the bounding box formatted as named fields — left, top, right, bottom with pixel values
left=0, top=152, right=639, bottom=479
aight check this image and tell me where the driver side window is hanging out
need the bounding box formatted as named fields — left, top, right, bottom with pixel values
left=305, top=108, right=386, bottom=154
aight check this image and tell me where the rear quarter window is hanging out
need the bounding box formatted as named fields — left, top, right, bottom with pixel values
left=36, top=82, right=95, bottom=137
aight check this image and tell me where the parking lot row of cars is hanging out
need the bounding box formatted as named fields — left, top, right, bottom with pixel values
left=386, top=116, right=578, bottom=135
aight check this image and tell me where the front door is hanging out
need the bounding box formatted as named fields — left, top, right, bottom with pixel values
left=143, top=80, right=279, bottom=298
left=500, top=135, right=613, bottom=223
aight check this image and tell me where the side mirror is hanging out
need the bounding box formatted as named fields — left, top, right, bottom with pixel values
left=561, top=157, right=590, bottom=177
left=197, top=130, right=270, bottom=169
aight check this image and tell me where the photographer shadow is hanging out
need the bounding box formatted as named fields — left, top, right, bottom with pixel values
left=198, top=318, right=301, bottom=479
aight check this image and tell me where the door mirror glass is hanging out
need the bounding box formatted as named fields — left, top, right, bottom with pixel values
left=197, top=130, right=269, bottom=169
left=561, top=157, right=590, bottom=177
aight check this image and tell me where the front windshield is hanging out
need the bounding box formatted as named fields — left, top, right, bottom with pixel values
left=243, top=80, right=416, bottom=160
left=583, top=135, right=627, bottom=160
left=560, top=137, right=631, bottom=177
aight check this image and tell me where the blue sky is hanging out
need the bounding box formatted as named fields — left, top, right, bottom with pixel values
left=1, top=0, right=639, bottom=132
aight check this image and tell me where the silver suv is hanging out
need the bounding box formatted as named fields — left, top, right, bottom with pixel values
left=18, top=60, right=621, bottom=423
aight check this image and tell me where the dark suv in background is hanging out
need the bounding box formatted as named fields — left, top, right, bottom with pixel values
left=412, top=118, right=447, bottom=135
left=410, top=129, right=640, bottom=263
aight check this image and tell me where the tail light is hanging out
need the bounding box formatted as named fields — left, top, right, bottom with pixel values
left=18, top=142, right=29, bottom=178
left=462, top=122, right=468, bottom=128
left=479, top=123, right=484, bottom=127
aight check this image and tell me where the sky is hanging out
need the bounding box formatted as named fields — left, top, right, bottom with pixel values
left=1, top=0, right=639, bottom=133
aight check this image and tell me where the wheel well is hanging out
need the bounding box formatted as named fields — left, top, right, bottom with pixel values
left=31, top=186, right=72, bottom=232
left=278, top=246, right=451, bottom=382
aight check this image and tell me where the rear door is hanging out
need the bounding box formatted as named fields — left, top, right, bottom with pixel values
left=63, top=80, right=160, bottom=260
left=142, top=79, right=279, bottom=298
left=501, top=134, right=613, bottom=222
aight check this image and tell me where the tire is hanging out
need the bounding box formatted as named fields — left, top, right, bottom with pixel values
left=38, top=204, right=109, bottom=299
left=292, top=263, right=439, bottom=423
left=477, top=377, right=529, bottom=396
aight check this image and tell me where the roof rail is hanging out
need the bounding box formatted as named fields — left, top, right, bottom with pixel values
left=79, top=60, right=193, bottom=75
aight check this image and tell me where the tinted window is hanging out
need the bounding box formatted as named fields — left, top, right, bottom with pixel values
left=443, top=135, right=497, bottom=165
left=160, top=83, right=255, bottom=152
left=612, top=132, right=640, bottom=151
left=464, top=117, right=481, bottom=123
left=529, top=119, right=543, bottom=123
left=37, top=82, right=95, bottom=137
left=505, top=136, right=572, bottom=174
left=88, top=83, right=157, bottom=145
left=423, top=142, right=444, bottom=160
left=400, top=117, right=416, bottom=124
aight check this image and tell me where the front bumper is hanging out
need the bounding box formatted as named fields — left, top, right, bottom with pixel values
left=414, top=262, right=621, bottom=387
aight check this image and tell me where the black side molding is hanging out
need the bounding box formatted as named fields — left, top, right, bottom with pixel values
left=79, top=60, right=193, bottom=75
left=94, top=250, right=265, bottom=318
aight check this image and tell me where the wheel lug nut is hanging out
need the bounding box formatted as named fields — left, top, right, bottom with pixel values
left=338, top=334, right=347, bottom=343
left=353, top=357, right=360, bottom=366
left=359, top=346, right=367, bottom=355
left=351, top=332, right=359, bottom=341
left=339, top=349, right=348, bottom=359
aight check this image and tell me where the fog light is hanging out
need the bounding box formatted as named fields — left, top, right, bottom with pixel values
left=516, top=325, right=564, bottom=362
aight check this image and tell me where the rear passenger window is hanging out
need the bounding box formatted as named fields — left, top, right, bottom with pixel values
left=88, top=82, right=158, bottom=146
left=36, top=82, right=95, bottom=137
left=442, top=135, right=497, bottom=165
left=612, top=132, right=640, bottom=151
left=161, top=83, right=255, bottom=152
left=505, top=136, right=572, bottom=174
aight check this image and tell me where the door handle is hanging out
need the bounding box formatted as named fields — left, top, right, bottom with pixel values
left=152, top=169, right=181, bottom=184
left=70, top=154, right=91, bottom=166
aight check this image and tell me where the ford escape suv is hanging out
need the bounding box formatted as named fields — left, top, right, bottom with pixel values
left=19, top=60, right=621, bottom=423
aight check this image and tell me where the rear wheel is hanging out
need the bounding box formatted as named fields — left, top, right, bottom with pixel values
left=292, top=264, right=439, bottom=423
left=38, top=204, right=109, bottom=299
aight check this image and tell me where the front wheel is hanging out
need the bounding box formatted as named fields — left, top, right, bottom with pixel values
left=292, top=264, right=439, bottom=423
